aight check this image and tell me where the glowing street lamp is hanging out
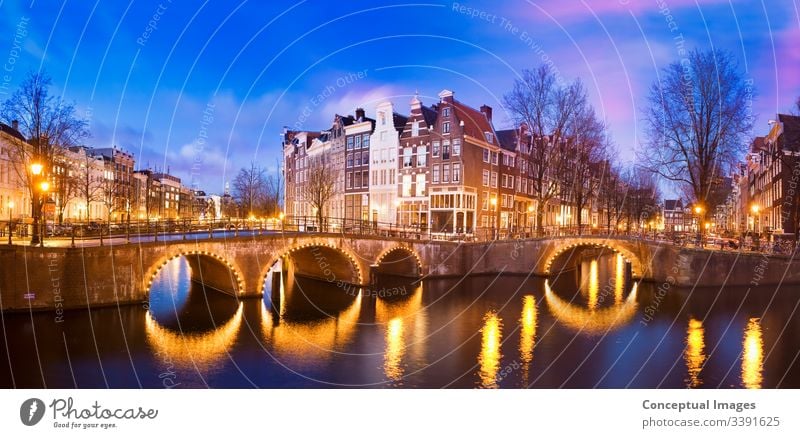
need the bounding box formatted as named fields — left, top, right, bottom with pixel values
left=31, top=162, right=43, bottom=176
left=7, top=200, right=13, bottom=245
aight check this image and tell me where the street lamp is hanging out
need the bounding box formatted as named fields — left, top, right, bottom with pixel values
left=693, top=204, right=705, bottom=247
left=30, top=163, right=44, bottom=245
left=490, top=197, right=498, bottom=239
left=7, top=200, right=13, bottom=245
left=40, top=180, right=49, bottom=247
left=751, top=204, right=760, bottom=251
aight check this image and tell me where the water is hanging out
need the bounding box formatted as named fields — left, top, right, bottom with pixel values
left=2, top=254, right=799, bottom=388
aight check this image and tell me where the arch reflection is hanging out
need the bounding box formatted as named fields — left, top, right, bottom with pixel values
left=144, top=302, right=243, bottom=371
left=259, top=291, right=362, bottom=362
left=742, top=318, right=763, bottom=389
left=478, top=311, right=503, bottom=388
left=544, top=280, right=638, bottom=334
left=684, top=318, right=706, bottom=388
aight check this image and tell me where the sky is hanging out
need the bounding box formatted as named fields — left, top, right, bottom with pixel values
left=0, top=0, right=798, bottom=196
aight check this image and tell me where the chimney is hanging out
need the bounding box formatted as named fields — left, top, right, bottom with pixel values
left=355, top=107, right=365, bottom=121
left=11, top=120, right=18, bottom=131
left=480, top=105, right=493, bottom=122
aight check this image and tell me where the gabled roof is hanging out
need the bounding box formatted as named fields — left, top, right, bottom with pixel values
left=0, top=122, right=25, bottom=141
left=664, top=199, right=683, bottom=211
left=495, top=129, right=518, bottom=152
left=392, top=112, right=408, bottom=130
left=451, top=99, right=495, bottom=143
left=420, top=105, right=437, bottom=128
left=778, top=113, right=800, bottom=152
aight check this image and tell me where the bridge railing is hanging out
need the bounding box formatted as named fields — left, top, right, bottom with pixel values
left=13, top=216, right=799, bottom=255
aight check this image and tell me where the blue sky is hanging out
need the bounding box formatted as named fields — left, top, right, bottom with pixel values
left=0, top=0, right=797, bottom=195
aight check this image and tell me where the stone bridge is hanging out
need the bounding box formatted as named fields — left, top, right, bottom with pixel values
left=2, top=233, right=800, bottom=311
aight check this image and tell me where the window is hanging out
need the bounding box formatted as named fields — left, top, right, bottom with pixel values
left=380, top=131, right=386, bottom=141
left=412, top=121, right=420, bottom=137
left=362, top=151, right=369, bottom=165
left=432, top=141, right=440, bottom=157
left=453, top=163, right=461, bottom=182
left=379, top=112, right=386, bottom=125
left=417, top=146, right=427, bottom=167
left=491, top=171, right=498, bottom=188
left=482, top=170, right=490, bottom=186
left=402, top=174, right=412, bottom=196
left=453, top=139, right=461, bottom=156
left=433, top=165, right=440, bottom=183
left=347, top=172, right=353, bottom=189
left=482, top=191, right=489, bottom=210
left=347, top=136, right=354, bottom=150
left=442, top=122, right=450, bottom=134
left=403, top=147, right=413, bottom=168
left=389, top=169, right=395, bottom=184
left=443, top=164, right=450, bottom=183
left=483, top=149, right=490, bottom=163
left=442, top=107, right=450, bottom=117
left=416, top=174, right=426, bottom=196
left=354, top=172, right=361, bottom=188
left=442, top=140, right=451, bottom=159
left=485, top=132, right=494, bottom=144
left=491, top=152, right=499, bottom=165
left=355, top=135, right=362, bottom=148
left=363, top=133, right=370, bottom=147
left=355, top=152, right=362, bottom=167
left=508, top=175, right=514, bottom=189
left=362, top=170, right=369, bottom=188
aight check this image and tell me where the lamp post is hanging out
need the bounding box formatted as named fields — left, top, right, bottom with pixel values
left=751, top=204, right=760, bottom=251
left=7, top=200, right=13, bottom=245
left=30, top=163, right=43, bottom=245
left=694, top=204, right=704, bottom=247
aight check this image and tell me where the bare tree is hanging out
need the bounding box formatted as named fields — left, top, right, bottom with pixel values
left=1, top=71, right=89, bottom=241
left=74, top=150, right=103, bottom=221
left=504, top=65, right=588, bottom=234
left=622, top=167, right=660, bottom=231
left=561, top=105, right=609, bottom=234
left=302, top=152, right=338, bottom=231
left=100, top=163, right=124, bottom=225
left=232, top=162, right=269, bottom=217
left=598, top=161, right=626, bottom=232
left=640, top=49, right=754, bottom=225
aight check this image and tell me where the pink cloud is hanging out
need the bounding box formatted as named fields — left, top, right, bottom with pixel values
left=508, top=0, right=731, bottom=22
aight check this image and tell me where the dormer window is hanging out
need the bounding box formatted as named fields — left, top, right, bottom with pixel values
left=485, top=132, right=494, bottom=144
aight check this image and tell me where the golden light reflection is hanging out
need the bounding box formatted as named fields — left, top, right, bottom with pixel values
left=383, top=317, right=406, bottom=381
left=587, top=260, right=599, bottom=309
left=742, top=318, right=764, bottom=389
left=260, top=291, right=362, bottom=362
left=684, top=318, right=706, bottom=388
left=375, top=284, right=425, bottom=383
left=614, top=254, right=625, bottom=305
left=478, top=311, right=503, bottom=388
left=544, top=280, right=638, bottom=333
left=519, top=295, right=537, bottom=386
left=144, top=302, right=243, bottom=371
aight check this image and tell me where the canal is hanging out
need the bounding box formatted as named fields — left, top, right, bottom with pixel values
left=1, top=253, right=798, bottom=388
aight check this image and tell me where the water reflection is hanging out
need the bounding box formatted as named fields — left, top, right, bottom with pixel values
left=375, top=282, right=425, bottom=384
left=519, top=295, right=537, bottom=386
left=144, top=302, right=243, bottom=371
left=478, top=311, right=503, bottom=388
left=684, top=318, right=706, bottom=388
left=742, top=318, right=764, bottom=389
left=585, top=260, right=599, bottom=309
left=614, top=254, right=625, bottom=304
left=260, top=290, right=362, bottom=361
left=544, top=280, right=638, bottom=333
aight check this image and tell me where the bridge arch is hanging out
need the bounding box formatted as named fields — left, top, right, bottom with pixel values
left=373, top=246, right=423, bottom=278
left=144, top=250, right=245, bottom=297
left=543, top=239, right=644, bottom=279
left=257, top=241, right=365, bottom=294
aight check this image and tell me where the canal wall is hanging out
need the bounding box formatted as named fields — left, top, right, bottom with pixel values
left=1, top=234, right=799, bottom=312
